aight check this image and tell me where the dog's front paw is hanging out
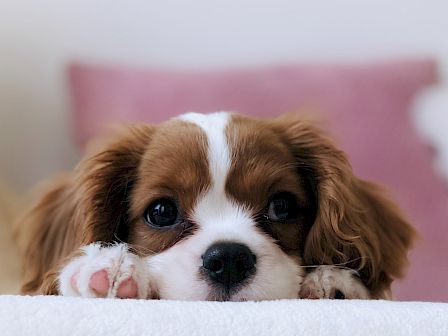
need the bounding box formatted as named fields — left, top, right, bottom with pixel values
left=299, top=266, right=369, bottom=300
left=58, top=243, right=151, bottom=299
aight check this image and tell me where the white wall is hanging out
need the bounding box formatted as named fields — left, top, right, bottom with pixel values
left=1, top=0, right=448, bottom=190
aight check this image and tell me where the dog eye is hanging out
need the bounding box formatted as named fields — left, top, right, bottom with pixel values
left=143, top=199, right=179, bottom=228
left=267, top=192, right=298, bottom=222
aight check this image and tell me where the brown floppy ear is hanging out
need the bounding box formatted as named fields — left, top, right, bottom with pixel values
left=15, top=174, right=79, bottom=294
left=272, top=115, right=416, bottom=298
left=76, top=124, right=154, bottom=244
left=16, top=124, right=154, bottom=294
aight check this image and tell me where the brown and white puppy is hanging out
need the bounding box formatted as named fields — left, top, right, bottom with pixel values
left=17, top=112, right=416, bottom=301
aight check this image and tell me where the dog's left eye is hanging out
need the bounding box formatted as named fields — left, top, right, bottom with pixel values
left=143, top=199, right=179, bottom=228
left=267, top=192, right=298, bottom=222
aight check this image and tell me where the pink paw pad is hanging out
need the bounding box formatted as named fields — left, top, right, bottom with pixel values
left=70, top=269, right=138, bottom=298
left=117, top=277, right=138, bottom=299
left=89, top=270, right=110, bottom=297
left=70, top=270, right=80, bottom=294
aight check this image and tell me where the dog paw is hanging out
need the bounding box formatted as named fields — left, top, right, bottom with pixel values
left=299, top=266, right=369, bottom=300
left=58, top=243, right=151, bottom=299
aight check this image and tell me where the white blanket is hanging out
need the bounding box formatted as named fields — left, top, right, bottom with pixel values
left=0, top=296, right=447, bottom=336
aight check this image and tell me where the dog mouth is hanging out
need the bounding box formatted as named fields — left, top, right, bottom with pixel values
left=205, top=287, right=248, bottom=302
left=199, top=265, right=256, bottom=301
left=206, top=289, right=232, bottom=301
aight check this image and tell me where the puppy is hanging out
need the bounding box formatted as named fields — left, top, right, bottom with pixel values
left=17, top=112, right=415, bottom=300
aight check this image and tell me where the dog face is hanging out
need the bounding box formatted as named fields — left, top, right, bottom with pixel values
left=19, top=112, right=415, bottom=299
left=127, top=113, right=315, bottom=300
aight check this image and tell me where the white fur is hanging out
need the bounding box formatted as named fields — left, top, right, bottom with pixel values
left=300, top=266, right=369, bottom=299
left=58, top=243, right=150, bottom=299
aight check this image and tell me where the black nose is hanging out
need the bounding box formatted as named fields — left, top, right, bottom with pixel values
left=202, top=242, right=256, bottom=289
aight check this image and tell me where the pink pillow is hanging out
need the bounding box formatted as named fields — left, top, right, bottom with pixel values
left=69, top=60, right=447, bottom=302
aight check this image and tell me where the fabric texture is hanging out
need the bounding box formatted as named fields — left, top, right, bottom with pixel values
left=69, top=60, right=448, bottom=302
left=0, top=296, right=447, bottom=336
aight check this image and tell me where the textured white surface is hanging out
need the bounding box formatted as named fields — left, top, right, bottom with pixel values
left=0, top=296, right=447, bottom=336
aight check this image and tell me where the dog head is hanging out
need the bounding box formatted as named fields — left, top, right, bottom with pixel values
left=20, top=112, right=415, bottom=300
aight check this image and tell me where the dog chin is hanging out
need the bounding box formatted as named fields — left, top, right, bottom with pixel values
left=203, top=280, right=300, bottom=302
left=205, top=289, right=299, bottom=302
left=206, top=289, right=241, bottom=302
left=203, top=289, right=262, bottom=302
left=156, top=281, right=297, bottom=302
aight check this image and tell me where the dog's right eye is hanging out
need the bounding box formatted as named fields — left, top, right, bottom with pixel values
left=267, top=192, right=298, bottom=222
left=143, top=199, right=179, bottom=228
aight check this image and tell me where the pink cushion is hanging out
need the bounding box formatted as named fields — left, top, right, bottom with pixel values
left=69, top=60, right=447, bottom=302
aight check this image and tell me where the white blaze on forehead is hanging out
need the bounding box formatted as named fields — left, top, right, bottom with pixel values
left=178, top=112, right=231, bottom=192
left=178, top=112, right=252, bottom=231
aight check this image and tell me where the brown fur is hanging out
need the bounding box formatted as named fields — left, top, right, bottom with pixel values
left=226, top=115, right=315, bottom=255
left=271, top=114, right=416, bottom=298
left=128, top=120, right=210, bottom=254
left=16, top=113, right=416, bottom=298
left=17, top=124, right=155, bottom=293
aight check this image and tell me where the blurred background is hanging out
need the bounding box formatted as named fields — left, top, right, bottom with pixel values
left=0, top=0, right=447, bottom=299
